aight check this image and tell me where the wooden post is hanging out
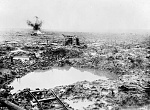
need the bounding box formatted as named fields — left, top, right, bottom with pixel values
left=26, top=90, right=43, bottom=110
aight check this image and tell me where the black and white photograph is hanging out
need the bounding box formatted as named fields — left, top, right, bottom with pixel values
left=0, top=0, right=150, bottom=109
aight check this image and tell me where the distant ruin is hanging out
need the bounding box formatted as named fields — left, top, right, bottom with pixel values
left=62, top=34, right=80, bottom=46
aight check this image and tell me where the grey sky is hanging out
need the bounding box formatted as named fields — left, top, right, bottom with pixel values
left=0, top=0, right=150, bottom=32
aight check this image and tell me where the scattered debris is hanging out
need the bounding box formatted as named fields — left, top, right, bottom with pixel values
left=0, top=31, right=150, bottom=110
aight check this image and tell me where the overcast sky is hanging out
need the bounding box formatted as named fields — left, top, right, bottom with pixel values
left=0, top=0, right=150, bottom=32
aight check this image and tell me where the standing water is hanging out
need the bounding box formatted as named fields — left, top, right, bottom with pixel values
left=10, top=67, right=116, bottom=93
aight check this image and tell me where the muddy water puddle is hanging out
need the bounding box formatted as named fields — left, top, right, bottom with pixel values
left=13, top=56, right=29, bottom=61
left=65, top=99, right=94, bottom=110
left=10, top=66, right=117, bottom=93
left=0, top=68, right=11, bottom=74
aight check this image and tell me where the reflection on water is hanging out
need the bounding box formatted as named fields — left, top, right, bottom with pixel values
left=10, top=67, right=116, bottom=93
left=65, top=99, right=93, bottom=110
left=11, top=48, right=26, bottom=53
left=0, top=69, right=11, bottom=74
left=76, top=67, right=117, bottom=80
left=13, top=56, right=29, bottom=61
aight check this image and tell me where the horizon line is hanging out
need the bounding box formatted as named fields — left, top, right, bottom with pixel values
left=0, top=27, right=150, bottom=33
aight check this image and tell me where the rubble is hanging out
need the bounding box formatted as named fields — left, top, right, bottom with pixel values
left=0, top=32, right=150, bottom=110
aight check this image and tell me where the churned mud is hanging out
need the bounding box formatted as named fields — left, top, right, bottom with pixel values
left=0, top=30, right=150, bottom=110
